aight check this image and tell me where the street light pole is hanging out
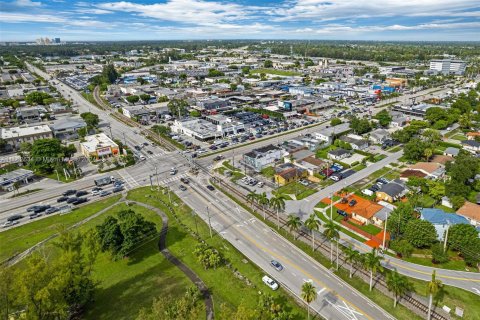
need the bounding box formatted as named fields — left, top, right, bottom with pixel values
left=443, top=220, right=451, bottom=252
left=382, top=211, right=389, bottom=250
left=206, top=206, right=212, bottom=238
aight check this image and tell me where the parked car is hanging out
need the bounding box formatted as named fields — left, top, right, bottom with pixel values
left=257, top=182, right=264, bottom=188
left=270, top=260, right=283, bottom=271
left=349, top=199, right=357, bottom=207
left=299, top=179, right=309, bottom=186
left=262, top=275, right=279, bottom=290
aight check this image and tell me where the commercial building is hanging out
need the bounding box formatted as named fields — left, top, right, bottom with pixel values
left=49, top=118, right=87, bottom=139
left=429, top=59, right=466, bottom=75
left=0, top=168, right=34, bottom=192
left=80, top=133, right=120, bottom=161
left=0, top=125, right=53, bottom=150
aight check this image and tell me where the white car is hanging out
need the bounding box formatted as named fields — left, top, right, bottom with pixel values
left=262, top=275, right=279, bottom=290
left=2, top=220, right=19, bottom=228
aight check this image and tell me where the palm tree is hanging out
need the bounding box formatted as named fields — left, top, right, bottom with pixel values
left=343, top=246, right=360, bottom=278
left=286, top=214, right=302, bottom=240
left=363, top=248, right=384, bottom=291
left=246, top=191, right=258, bottom=212
left=258, top=192, right=270, bottom=220
left=427, top=270, right=442, bottom=320
left=323, top=219, right=340, bottom=268
left=301, top=281, right=317, bottom=320
left=386, top=270, right=411, bottom=307
left=305, top=214, right=320, bottom=251
left=424, top=148, right=433, bottom=162
left=269, top=194, right=286, bottom=230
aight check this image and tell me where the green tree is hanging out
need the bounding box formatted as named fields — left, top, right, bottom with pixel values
left=426, top=270, right=442, bottom=320
left=137, top=77, right=147, bottom=85
left=28, top=139, right=64, bottom=173
left=167, top=99, right=189, bottom=118
left=117, top=209, right=157, bottom=257
left=246, top=191, right=258, bottom=212
left=80, top=112, right=99, bottom=128
left=323, top=219, right=340, bottom=267
left=269, top=194, right=286, bottom=230
left=151, top=124, right=171, bottom=136
left=264, top=60, right=273, bottom=68
left=207, top=69, right=224, bottom=77
left=96, top=216, right=124, bottom=256
left=349, top=116, right=372, bottom=134
left=286, top=214, right=302, bottom=240
left=389, top=239, right=414, bottom=258
left=305, top=214, right=320, bottom=251
left=403, top=138, right=429, bottom=162
left=404, top=219, right=437, bottom=248
left=363, top=248, right=384, bottom=291
left=301, top=282, right=317, bottom=320
left=343, top=246, right=360, bottom=278
left=25, top=91, right=51, bottom=105
left=330, top=118, right=342, bottom=126
left=190, top=110, right=201, bottom=117
left=0, top=265, right=16, bottom=320
left=257, top=192, right=270, bottom=220
left=139, top=93, right=151, bottom=102
left=102, top=64, right=119, bottom=84
left=431, top=243, right=449, bottom=264
left=63, top=144, right=77, bottom=158
left=386, top=202, right=415, bottom=239
left=374, top=109, right=392, bottom=127
left=447, top=224, right=479, bottom=251
left=386, top=270, right=411, bottom=307
left=126, top=95, right=140, bottom=104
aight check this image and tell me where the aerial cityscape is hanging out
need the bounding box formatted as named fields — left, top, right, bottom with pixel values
left=0, top=1, right=479, bottom=320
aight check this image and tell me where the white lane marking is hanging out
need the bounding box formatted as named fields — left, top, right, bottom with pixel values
left=317, top=288, right=326, bottom=295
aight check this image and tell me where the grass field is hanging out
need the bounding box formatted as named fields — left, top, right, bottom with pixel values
left=80, top=203, right=195, bottom=320
left=275, top=182, right=316, bottom=200
left=0, top=195, right=121, bottom=263
left=126, top=188, right=308, bottom=319
left=250, top=68, right=301, bottom=76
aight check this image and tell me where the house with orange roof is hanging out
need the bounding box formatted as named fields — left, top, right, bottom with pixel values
left=334, top=194, right=383, bottom=226
left=456, top=201, right=480, bottom=227
left=466, top=132, right=480, bottom=140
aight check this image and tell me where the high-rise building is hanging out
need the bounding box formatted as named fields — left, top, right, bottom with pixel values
left=429, top=59, right=466, bottom=75
left=54, top=38, right=60, bottom=44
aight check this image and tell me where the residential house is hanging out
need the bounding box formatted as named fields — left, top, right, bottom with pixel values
left=369, top=128, right=390, bottom=144
left=401, top=162, right=445, bottom=180
left=443, top=147, right=460, bottom=157
left=420, top=208, right=469, bottom=241
left=122, top=106, right=150, bottom=122
left=313, top=122, right=350, bottom=146
left=16, top=107, right=41, bottom=123
left=466, top=132, right=480, bottom=140
left=327, top=148, right=350, bottom=161
left=243, top=144, right=283, bottom=172
left=376, top=179, right=408, bottom=203
left=296, top=156, right=327, bottom=176
left=333, top=194, right=382, bottom=225
left=461, top=140, right=480, bottom=154
left=372, top=201, right=396, bottom=227
left=456, top=202, right=480, bottom=227
left=274, top=167, right=308, bottom=186
left=339, top=134, right=369, bottom=150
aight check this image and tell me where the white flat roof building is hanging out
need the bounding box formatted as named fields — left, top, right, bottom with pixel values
left=429, top=59, right=466, bottom=75
left=0, top=125, right=53, bottom=149
left=80, top=133, right=120, bottom=160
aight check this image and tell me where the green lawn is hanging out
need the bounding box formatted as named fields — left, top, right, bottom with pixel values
left=222, top=160, right=240, bottom=172
left=417, top=195, right=436, bottom=208
left=348, top=221, right=381, bottom=235
left=352, top=163, right=367, bottom=172
left=126, top=188, right=308, bottom=319
left=250, top=68, right=301, bottom=76
left=316, top=145, right=337, bottom=159
left=261, top=166, right=276, bottom=178
left=275, top=182, right=316, bottom=200
left=81, top=203, right=195, bottom=320
left=388, top=146, right=402, bottom=153
left=450, top=134, right=467, bottom=141
left=0, top=195, right=121, bottom=263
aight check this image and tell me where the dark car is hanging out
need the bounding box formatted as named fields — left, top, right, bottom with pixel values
left=179, top=185, right=187, bottom=191
left=180, top=177, right=189, bottom=184
left=113, top=186, right=124, bottom=193
left=33, top=205, right=50, bottom=214
left=76, top=190, right=88, bottom=197
left=134, top=145, right=141, bottom=151
left=143, top=142, right=149, bottom=146
left=270, top=260, right=283, bottom=271
left=99, top=190, right=111, bottom=197
left=45, top=207, right=59, bottom=215
left=7, top=214, right=23, bottom=222
left=27, top=205, right=41, bottom=212
left=66, top=197, right=79, bottom=204
left=206, top=185, right=215, bottom=191
left=62, top=189, right=77, bottom=196
left=349, top=199, right=357, bottom=207
left=29, top=212, right=42, bottom=219
left=147, top=150, right=153, bottom=155
left=72, top=197, right=88, bottom=205
left=57, top=196, right=69, bottom=202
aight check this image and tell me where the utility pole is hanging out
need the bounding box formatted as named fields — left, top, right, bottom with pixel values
left=122, top=132, right=126, bottom=146
left=382, top=211, right=389, bottom=250
left=443, top=220, right=450, bottom=252
left=192, top=210, right=199, bottom=235
left=330, top=191, right=333, bottom=220
left=206, top=206, right=212, bottom=238
left=108, top=124, right=113, bottom=139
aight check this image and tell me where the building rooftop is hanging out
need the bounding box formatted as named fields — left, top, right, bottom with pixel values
left=0, top=125, right=52, bottom=139
left=81, top=133, right=118, bottom=153
left=420, top=208, right=469, bottom=225
left=456, top=201, right=480, bottom=222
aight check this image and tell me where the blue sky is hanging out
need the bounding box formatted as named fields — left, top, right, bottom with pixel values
left=1, top=0, right=479, bottom=41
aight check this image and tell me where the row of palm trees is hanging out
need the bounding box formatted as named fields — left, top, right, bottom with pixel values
left=246, top=190, right=442, bottom=318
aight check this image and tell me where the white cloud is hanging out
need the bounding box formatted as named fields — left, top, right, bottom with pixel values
left=0, top=12, right=113, bottom=28
left=14, top=0, right=42, bottom=7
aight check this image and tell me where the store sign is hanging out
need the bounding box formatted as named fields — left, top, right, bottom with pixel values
left=97, top=147, right=112, bottom=157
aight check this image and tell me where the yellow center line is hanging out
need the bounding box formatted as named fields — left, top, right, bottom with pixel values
left=235, top=227, right=376, bottom=320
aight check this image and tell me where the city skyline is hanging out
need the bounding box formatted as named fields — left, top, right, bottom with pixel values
left=1, top=0, right=480, bottom=42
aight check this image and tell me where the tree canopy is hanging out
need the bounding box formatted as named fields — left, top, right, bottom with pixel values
left=404, top=219, right=437, bottom=248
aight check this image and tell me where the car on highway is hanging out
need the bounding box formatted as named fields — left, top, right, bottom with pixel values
left=32, top=205, right=51, bottom=214
left=99, top=190, right=111, bottom=197
left=45, top=207, right=59, bottom=215
left=63, top=189, right=77, bottom=196
left=29, top=212, right=42, bottom=219
left=270, top=260, right=283, bottom=271
left=66, top=197, right=79, bottom=204
left=179, top=185, right=187, bottom=191
left=113, top=186, right=124, bottom=193
left=57, top=196, right=69, bottom=202
left=206, top=185, right=215, bottom=191
left=76, top=190, right=88, bottom=197
left=91, top=188, right=103, bottom=196
left=7, top=214, right=23, bottom=222
left=262, top=275, right=279, bottom=290
left=2, top=220, right=19, bottom=228
left=72, top=198, right=88, bottom=205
